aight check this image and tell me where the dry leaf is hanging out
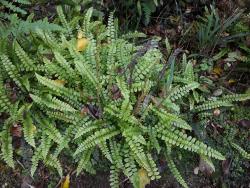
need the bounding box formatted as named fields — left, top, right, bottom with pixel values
left=138, top=168, right=150, bottom=188
left=212, top=67, right=223, bottom=76
left=11, top=124, right=22, bottom=137
left=54, top=80, right=66, bottom=86
left=61, top=174, right=70, bottom=188
left=76, top=38, right=89, bottom=52
left=228, top=79, right=236, bottom=84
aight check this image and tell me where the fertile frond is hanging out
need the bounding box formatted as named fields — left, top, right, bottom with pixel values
left=107, top=11, right=115, bottom=43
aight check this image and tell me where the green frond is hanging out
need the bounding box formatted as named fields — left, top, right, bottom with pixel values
left=0, top=75, right=11, bottom=113
left=0, top=129, right=14, bottom=168
left=56, top=6, right=72, bottom=37
left=231, top=143, right=250, bottom=159
left=83, top=8, right=93, bottom=35
left=157, top=126, right=225, bottom=160
left=99, top=141, right=113, bottom=163
left=124, top=133, right=159, bottom=180
left=221, top=93, right=250, bottom=102
left=40, top=133, right=52, bottom=159
left=73, top=120, right=99, bottom=139
left=110, top=141, right=123, bottom=169
left=166, top=151, right=189, bottom=188
left=45, top=154, right=63, bottom=177
left=109, top=165, right=120, bottom=188
left=30, top=94, right=77, bottom=112
left=35, top=73, right=80, bottom=102
left=14, top=41, right=36, bottom=71
left=1, top=0, right=27, bottom=14
left=39, top=118, right=63, bottom=145
left=76, top=148, right=94, bottom=175
left=74, top=127, right=120, bottom=156
left=183, top=61, right=195, bottom=82
left=22, top=112, right=36, bottom=147
left=107, top=11, right=116, bottom=43
left=123, top=146, right=138, bottom=179
left=153, top=108, right=192, bottom=130
left=194, top=100, right=233, bottom=112
left=31, top=145, right=42, bottom=176
left=0, top=54, right=23, bottom=89
left=168, top=82, right=200, bottom=102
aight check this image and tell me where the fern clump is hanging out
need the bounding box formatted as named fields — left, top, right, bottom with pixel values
left=0, top=6, right=249, bottom=188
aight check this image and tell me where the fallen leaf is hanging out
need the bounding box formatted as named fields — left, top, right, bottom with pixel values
left=228, top=79, right=236, bottom=84
left=212, top=67, right=223, bottom=76
left=54, top=80, right=66, bottom=86
left=76, top=38, right=89, bottom=52
left=11, top=124, right=22, bottom=137
left=138, top=168, right=150, bottom=188
left=61, top=174, right=70, bottom=188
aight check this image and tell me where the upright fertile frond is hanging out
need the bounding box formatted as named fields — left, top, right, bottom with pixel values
left=183, top=61, right=195, bottom=82
left=107, top=11, right=115, bottom=43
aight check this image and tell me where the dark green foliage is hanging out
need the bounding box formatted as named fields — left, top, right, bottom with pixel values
left=0, top=3, right=249, bottom=188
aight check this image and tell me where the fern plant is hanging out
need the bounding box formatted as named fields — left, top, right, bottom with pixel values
left=0, top=6, right=249, bottom=188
